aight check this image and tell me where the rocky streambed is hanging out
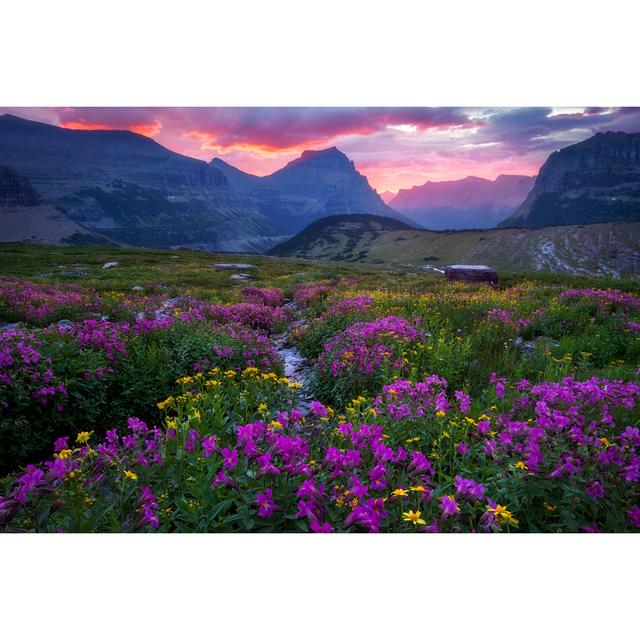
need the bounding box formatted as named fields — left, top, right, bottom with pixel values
left=273, top=303, right=314, bottom=415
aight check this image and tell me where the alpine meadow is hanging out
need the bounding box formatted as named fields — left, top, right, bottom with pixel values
left=1, top=107, right=639, bottom=533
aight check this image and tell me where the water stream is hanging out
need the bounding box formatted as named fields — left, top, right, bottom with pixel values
left=274, top=303, right=313, bottom=414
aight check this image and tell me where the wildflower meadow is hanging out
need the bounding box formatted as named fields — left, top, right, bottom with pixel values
left=1, top=245, right=639, bottom=533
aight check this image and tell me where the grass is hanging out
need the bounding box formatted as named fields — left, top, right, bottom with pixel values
left=1, top=243, right=638, bottom=298
left=1, top=243, right=640, bottom=533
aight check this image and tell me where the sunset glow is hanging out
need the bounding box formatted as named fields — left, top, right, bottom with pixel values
left=3, top=107, right=640, bottom=192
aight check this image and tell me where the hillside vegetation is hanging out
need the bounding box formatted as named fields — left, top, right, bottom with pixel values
left=269, top=215, right=640, bottom=277
left=1, top=244, right=639, bottom=533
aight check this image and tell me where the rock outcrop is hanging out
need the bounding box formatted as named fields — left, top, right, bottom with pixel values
left=0, top=166, right=41, bottom=206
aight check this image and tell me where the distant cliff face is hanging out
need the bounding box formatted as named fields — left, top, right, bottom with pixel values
left=0, top=166, right=41, bottom=206
left=500, top=131, right=640, bottom=227
left=211, top=147, right=403, bottom=233
left=390, top=174, right=535, bottom=229
left=0, top=114, right=283, bottom=251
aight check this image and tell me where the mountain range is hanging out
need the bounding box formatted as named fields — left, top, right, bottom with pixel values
left=390, top=174, right=536, bottom=229
left=0, top=114, right=283, bottom=252
left=1, top=114, right=639, bottom=258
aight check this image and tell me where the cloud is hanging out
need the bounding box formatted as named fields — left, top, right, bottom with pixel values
left=61, top=118, right=163, bottom=137
left=1, top=106, right=639, bottom=192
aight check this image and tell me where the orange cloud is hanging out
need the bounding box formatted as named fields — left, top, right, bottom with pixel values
left=61, top=118, right=162, bottom=137
left=182, top=129, right=344, bottom=155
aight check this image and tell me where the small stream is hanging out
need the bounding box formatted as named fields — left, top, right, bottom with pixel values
left=274, top=303, right=314, bottom=414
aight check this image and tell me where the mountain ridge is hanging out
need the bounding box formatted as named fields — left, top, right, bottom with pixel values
left=0, top=114, right=283, bottom=251
left=500, top=130, right=640, bottom=228
left=390, top=173, right=535, bottom=229
left=210, top=147, right=407, bottom=233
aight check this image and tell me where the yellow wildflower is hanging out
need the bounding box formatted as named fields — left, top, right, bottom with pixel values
left=436, top=410, right=446, bottom=417
left=391, top=488, right=409, bottom=497
left=123, top=470, right=138, bottom=481
left=157, top=396, right=174, bottom=410
left=410, top=485, right=427, bottom=493
left=402, top=510, right=426, bottom=526
left=58, top=449, right=72, bottom=460
left=76, top=431, right=91, bottom=444
left=488, top=504, right=519, bottom=526
left=515, top=461, right=528, bottom=470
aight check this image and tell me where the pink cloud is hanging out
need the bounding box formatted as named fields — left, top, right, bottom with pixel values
left=1, top=106, right=638, bottom=192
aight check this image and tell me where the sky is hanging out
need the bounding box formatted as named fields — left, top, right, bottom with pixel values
left=3, top=107, right=640, bottom=193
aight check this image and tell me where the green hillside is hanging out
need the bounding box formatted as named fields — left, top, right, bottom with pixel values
left=269, top=214, right=640, bottom=277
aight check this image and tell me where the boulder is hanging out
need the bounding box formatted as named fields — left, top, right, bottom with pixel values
left=214, top=263, right=257, bottom=271
left=444, top=264, right=498, bottom=286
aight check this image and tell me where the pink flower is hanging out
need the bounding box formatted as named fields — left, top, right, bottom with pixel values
left=201, top=435, right=218, bottom=458
left=220, top=448, right=238, bottom=471
left=309, top=401, right=328, bottom=417
left=438, top=495, right=460, bottom=519
left=627, top=506, right=640, bottom=528
left=255, top=489, right=277, bottom=518
left=456, top=441, right=470, bottom=456
left=53, top=436, right=69, bottom=452
left=585, top=481, right=605, bottom=499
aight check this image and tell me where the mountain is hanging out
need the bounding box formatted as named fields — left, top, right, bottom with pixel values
left=0, top=166, right=113, bottom=246
left=269, top=213, right=640, bottom=276
left=390, top=174, right=535, bottom=229
left=267, top=214, right=416, bottom=261
left=211, top=147, right=405, bottom=233
left=209, top=158, right=263, bottom=192
left=0, top=114, right=284, bottom=251
left=379, top=191, right=397, bottom=204
left=500, top=131, right=640, bottom=228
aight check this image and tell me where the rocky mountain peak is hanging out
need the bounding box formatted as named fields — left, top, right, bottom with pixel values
left=500, top=131, right=640, bottom=227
